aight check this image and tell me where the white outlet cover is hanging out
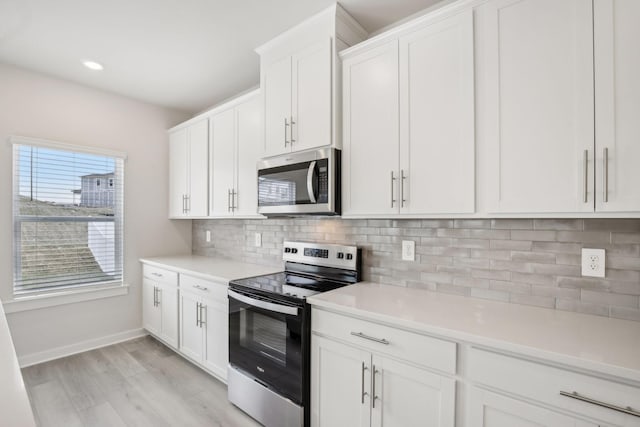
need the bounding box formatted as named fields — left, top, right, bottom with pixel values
left=402, top=240, right=415, bottom=261
left=581, top=248, right=605, bottom=278
left=255, top=233, right=262, bottom=247
left=205, top=230, right=211, bottom=243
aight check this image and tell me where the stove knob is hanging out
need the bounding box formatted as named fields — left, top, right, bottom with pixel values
left=284, top=247, right=291, bottom=253
left=346, top=253, right=353, bottom=260
left=291, top=248, right=298, bottom=254
left=337, top=252, right=344, bottom=259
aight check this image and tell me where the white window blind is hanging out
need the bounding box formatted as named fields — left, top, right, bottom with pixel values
left=12, top=140, right=125, bottom=295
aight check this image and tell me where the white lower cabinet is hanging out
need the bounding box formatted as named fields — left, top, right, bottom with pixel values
left=469, top=388, right=597, bottom=427
left=311, top=312, right=456, bottom=427
left=178, top=275, right=229, bottom=382
left=142, top=266, right=178, bottom=348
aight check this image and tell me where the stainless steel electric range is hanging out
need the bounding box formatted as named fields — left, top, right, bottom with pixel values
left=227, top=241, right=361, bottom=427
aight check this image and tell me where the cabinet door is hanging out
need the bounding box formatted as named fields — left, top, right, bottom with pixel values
left=179, top=291, right=203, bottom=362
left=342, top=40, right=400, bottom=216
left=399, top=10, right=475, bottom=214
left=469, top=387, right=598, bottom=427
left=142, top=279, right=161, bottom=336
left=371, top=355, right=455, bottom=427
left=168, top=128, right=188, bottom=218
left=202, top=298, right=228, bottom=381
left=210, top=109, right=236, bottom=216
left=158, top=284, right=178, bottom=348
left=291, top=39, right=332, bottom=152
left=235, top=96, right=262, bottom=216
left=594, top=0, right=640, bottom=212
left=187, top=119, right=209, bottom=217
left=481, top=0, right=594, bottom=213
left=311, top=335, right=371, bottom=427
left=264, top=55, right=292, bottom=157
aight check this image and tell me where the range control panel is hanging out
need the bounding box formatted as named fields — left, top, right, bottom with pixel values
left=282, top=241, right=359, bottom=270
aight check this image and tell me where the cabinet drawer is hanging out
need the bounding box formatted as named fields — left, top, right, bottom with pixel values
left=468, top=347, right=640, bottom=426
left=180, top=274, right=227, bottom=302
left=312, top=309, right=456, bottom=374
left=142, top=264, right=178, bottom=286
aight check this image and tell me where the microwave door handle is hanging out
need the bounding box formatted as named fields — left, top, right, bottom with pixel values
left=307, top=161, right=317, bottom=204
left=228, top=290, right=299, bottom=316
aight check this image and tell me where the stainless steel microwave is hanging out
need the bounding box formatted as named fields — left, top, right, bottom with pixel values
left=257, top=148, right=340, bottom=216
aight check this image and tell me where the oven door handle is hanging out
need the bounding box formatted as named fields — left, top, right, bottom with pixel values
left=228, top=289, right=299, bottom=316
left=307, top=161, right=317, bottom=204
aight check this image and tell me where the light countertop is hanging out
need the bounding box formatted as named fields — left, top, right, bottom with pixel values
left=0, top=299, right=37, bottom=427
left=139, top=255, right=282, bottom=283
left=308, top=282, right=640, bottom=383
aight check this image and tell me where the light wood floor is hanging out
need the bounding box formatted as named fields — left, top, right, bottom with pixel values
left=22, top=336, right=260, bottom=427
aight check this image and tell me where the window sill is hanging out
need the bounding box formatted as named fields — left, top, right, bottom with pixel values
left=2, top=284, right=129, bottom=314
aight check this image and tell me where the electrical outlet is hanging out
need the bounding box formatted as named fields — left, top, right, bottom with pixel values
left=402, top=240, right=415, bottom=261
left=255, top=233, right=262, bottom=247
left=582, top=248, right=605, bottom=278
left=205, top=230, right=211, bottom=243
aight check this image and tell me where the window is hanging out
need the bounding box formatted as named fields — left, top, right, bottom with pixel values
left=12, top=138, right=125, bottom=296
left=96, top=178, right=101, bottom=186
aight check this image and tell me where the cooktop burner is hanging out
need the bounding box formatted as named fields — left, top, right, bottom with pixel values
left=229, top=241, right=361, bottom=303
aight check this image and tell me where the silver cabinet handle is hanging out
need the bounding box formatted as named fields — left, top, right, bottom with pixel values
left=199, top=303, right=206, bottom=327
left=560, top=391, right=640, bottom=418
left=153, top=286, right=157, bottom=307
left=151, top=272, right=163, bottom=278
left=400, top=169, right=407, bottom=208
left=196, top=302, right=201, bottom=327
left=186, top=195, right=190, bottom=213
left=604, top=147, right=609, bottom=203
left=182, top=194, right=187, bottom=214
left=228, top=289, right=298, bottom=316
left=307, top=161, right=317, bottom=204
left=372, top=365, right=380, bottom=409
left=156, top=287, right=161, bottom=307
left=390, top=171, right=396, bottom=207
left=232, top=189, right=237, bottom=211
left=290, top=117, right=296, bottom=144
left=228, top=189, right=232, bottom=212
left=351, top=332, right=390, bottom=345
left=583, top=150, right=589, bottom=203
left=193, top=284, right=209, bottom=291
left=284, top=118, right=290, bottom=146
left=361, top=362, right=369, bottom=404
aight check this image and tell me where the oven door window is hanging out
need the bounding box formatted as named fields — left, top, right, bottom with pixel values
left=228, top=292, right=303, bottom=404
left=258, top=162, right=318, bottom=206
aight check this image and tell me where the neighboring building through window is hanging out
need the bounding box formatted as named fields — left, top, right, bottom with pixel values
left=12, top=139, right=125, bottom=295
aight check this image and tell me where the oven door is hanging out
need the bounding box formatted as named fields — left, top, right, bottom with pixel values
left=257, top=148, right=339, bottom=216
left=228, top=288, right=304, bottom=404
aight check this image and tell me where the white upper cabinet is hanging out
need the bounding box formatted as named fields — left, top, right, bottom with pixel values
left=399, top=10, right=475, bottom=215
left=264, top=55, right=293, bottom=157
left=594, top=0, right=640, bottom=212
left=257, top=4, right=367, bottom=158
left=210, top=108, right=236, bottom=217
left=291, top=39, right=332, bottom=153
left=234, top=96, right=262, bottom=216
left=168, top=118, right=209, bottom=218
left=209, top=92, right=262, bottom=218
left=342, top=9, right=475, bottom=217
left=342, top=41, right=400, bottom=216
left=479, top=0, right=595, bottom=214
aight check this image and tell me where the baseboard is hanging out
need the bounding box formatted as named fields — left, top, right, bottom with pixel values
left=18, top=328, right=148, bottom=368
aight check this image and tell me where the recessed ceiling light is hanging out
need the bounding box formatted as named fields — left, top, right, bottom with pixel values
left=82, top=60, right=104, bottom=71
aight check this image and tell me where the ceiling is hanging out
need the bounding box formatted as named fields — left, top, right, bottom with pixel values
left=0, top=0, right=443, bottom=114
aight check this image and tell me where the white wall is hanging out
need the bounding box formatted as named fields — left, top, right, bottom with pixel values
left=0, top=63, right=193, bottom=361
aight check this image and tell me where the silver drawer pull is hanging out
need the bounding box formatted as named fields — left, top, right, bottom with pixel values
left=560, top=391, right=640, bottom=418
left=351, top=332, right=389, bottom=345
left=151, top=272, right=163, bottom=277
left=193, top=284, right=209, bottom=291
